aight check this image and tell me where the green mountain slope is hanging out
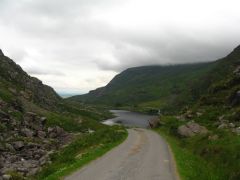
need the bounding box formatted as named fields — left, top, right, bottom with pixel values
left=69, top=46, right=240, bottom=113
left=68, top=63, right=213, bottom=112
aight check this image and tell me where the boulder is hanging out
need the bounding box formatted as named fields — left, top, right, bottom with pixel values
left=0, top=143, right=5, bottom=151
left=12, top=141, right=24, bottom=151
left=21, top=128, right=34, bottom=138
left=230, top=90, right=240, bottom=106
left=37, top=131, right=46, bottom=139
left=208, top=135, right=219, bottom=141
left=0, top=110, right=9, bottom=119
left=2, top=174, right=11, bottom=180
left=218, top=123, right=228, bottom=129
left=148, top=117, right=160, bottom=128
left=177, top=122, right=208, bottom=137
left=178, top=125, right=195, bottom=137
left=5, top=143, right=15, bottom=152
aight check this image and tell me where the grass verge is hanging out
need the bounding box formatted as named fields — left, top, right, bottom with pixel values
left=155, top=115, right=228, bottom=180
left=35, top=126, right=127, bottom=180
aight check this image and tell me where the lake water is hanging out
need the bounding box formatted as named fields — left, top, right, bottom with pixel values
left=102, top=110, right=157, bottom=128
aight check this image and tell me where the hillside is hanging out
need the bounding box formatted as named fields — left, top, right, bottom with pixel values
left=68, top=64, right=214, bottom=113
left=69, top=46, right=240, bottom=113
left=0, top=49, right=126, bottom=179
left=0, top=50, right=61, bottom=109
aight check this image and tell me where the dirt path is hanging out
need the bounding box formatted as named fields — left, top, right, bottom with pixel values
left=65, top=128, right=179, bottom=180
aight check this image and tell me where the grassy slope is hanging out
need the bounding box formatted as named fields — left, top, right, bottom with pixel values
left=35, top=126, right=127, bottom=180
left=157, top=111, right=240, bottom=180
left=154, top=46, right=240, bottom=180
left=69, top=62, right=218, bottom=113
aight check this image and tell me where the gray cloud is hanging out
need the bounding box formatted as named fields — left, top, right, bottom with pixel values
left=25, top=67, right=65, bottom=76
left=0, top=0, right=240, bottom=93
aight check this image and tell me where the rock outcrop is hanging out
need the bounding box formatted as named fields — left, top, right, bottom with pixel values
left=0, top=110, right=70, bottom=178
left=177, top=121, right=208, bottom=137
left=0, top=49, right=71, bottom=179
left=0, top=49, right=61, bottom=109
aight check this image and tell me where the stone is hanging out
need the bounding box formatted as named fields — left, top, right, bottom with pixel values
left=230, top=90, right=240, bottom=106
left=87, top=129, right=95, bottom=134
left=37, top=131, right=46, bottom=139
left=5, top=143, right=15, bottom=152
left=0, top=143, right=5, bottom=151
left=186, top=122, right=208, bottom=134
left=178, top=125, right=195, bottom=137
left=229, top=123, right=235, bottom=128
left=55, top=126, right=65, bottom=136
left=208, top=135, right=219, bottom=141
left=27, top=167, right=40, bottom=176
left=218, top=123, right=228, bottom=129
left=234, top=127, right=240, bottom=135
left=39, top=155, right=49, bottom=166
left=2, top=174, right=11, bottom=180
left=49, top=132, right=57, bottom=138
left=196, top=112, right=203, bottom=117
left=148, top=117, right=160, bottom=128
left=12, top=141, right=24, bottom=150
left=0, top=110, right=9, bottom=119
left=40, top=117, right=47, bottom=125
left=21, top=128, right=34, bottom=138
left=177, top=122, right=208, bottom=137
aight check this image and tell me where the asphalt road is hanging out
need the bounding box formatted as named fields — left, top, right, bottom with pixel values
left=65, top=128, right=179, bottom=180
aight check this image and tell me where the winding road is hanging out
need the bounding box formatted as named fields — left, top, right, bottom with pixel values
left=65, top=128, right=179, bottom=180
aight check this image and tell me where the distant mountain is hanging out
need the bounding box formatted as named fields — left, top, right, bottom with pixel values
left=68, top=45, right=240, bottom=112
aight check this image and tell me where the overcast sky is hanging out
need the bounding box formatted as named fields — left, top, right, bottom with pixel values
left=0, top=0, right=240, bottom=94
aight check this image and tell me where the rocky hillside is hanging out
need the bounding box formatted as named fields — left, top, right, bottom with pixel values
left=0, top=49, right=61, bottom=109
left=0, top=49, right=111, bottom=179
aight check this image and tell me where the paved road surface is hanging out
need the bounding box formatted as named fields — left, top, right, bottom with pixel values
left=65, top=128, right=179, bottom=180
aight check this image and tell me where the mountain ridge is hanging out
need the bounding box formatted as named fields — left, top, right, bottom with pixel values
left=68, top=45, right=240, bottom=112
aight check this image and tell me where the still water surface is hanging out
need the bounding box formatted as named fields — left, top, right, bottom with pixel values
left=102, top=110, right=156, bottom=128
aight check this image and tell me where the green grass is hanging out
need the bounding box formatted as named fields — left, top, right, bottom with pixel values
left=35, top=126, right=127, bottom=180
left=156, top=128, right=224, bottom=180
left=156, top=115, right=240, bottom=180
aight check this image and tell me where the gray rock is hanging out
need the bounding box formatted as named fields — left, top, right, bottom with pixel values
left=208, top=135, right=219, bottom=141
left=5, top=143, right=15, bottom=152
left=40, top=117, right=47, bottom=125
left=229, top=123, right=235, bottom=128
left=0, top=110, right=9, bottom=119
left=178, top=122, right=208, bottom=137
left=39, top=155, right=49, bottom=166
left=218, top=123, right=228, bottom=129
left=234, top=127, right=240, bottom=135
left=2, top=175, right=11, bottom=180
left=27, top=167, right=40, bottom=176
left=0, top=143, right=5, bottom=151
left=178, top=125, right=195, bottom=137
left=148, top=117, right=160, bottom=128
left=12, top=141, right=24, bottom=150
left=21, top=128, right=34, bottom=138
left=37, top=131, right=46, bottom=139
